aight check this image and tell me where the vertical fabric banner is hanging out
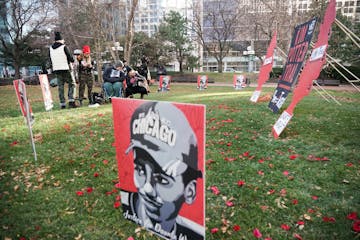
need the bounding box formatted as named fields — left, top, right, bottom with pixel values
left=273, top=0, right=336, bottom=138
left=197, top=75, right=208, bottom=90
left=268, top=19, right=317, bottom=113
left=158, top=75, right=171, bottom=92
left=112, top=99, right=205, bottom=240
left=13, top=79, right=37, bottom=161
left=38, top=74, right=54, bottom=111
left=233, top=74, right=246, bottom=90
left=250, top=31, right=277, bottom=102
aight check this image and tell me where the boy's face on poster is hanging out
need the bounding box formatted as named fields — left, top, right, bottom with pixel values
left=133, top=149, right=186, bottom=223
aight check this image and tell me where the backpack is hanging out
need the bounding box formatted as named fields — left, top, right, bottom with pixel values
left=90, top=92, right=105, bottom=105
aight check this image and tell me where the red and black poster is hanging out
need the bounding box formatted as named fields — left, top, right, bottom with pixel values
left=197, top=75, right=208, bottom=90
left=233, top=74, right=246, bottom=90
left=13, top=79, right=34, bottom=126
left=158, top=75, right=171, bottom=92
left=273, top=0, right=336, bottom=138
left=268, top=18, right=317, bottom=113
left=250, top=32, right=277, bottom=102
left=112, top=99, right=206, bottom=240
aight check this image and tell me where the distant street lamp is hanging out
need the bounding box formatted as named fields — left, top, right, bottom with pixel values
left=243, top=45, right=255, bottom=73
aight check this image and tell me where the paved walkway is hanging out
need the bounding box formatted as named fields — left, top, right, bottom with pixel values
left=171, top=82, right=359, bottom=92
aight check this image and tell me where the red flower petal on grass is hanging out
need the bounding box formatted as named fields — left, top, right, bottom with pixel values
left=347, top=212, right=358, bottom=220
left=353, top=220, right=360, bottom=232
left=226, top=142, right=232, bottom=147
left=297, top=221, right=305, bottom=225
left=281, top=224, right=291, bottom=231
left=289, top=154, right=298, bottom=160
left=311, top=196, right=318, bottom=200
left=267, top=189, right=275, bottom=195
left=224, top=157, right=236, bottom=162
left=211, top=228, right=219, bottom=234
left=226, top=201, right=234, bottom=207
left=323, top=216, right=336, bottom=223
left=10, top=141, right=19, bottom=146
left=257, top=170, right=264, bottom=176
left=103, top=159, right=109, bottom=165
left=233, top=225, right=241, bottom=231
left=292, top=199, right=299, bottom=205
left=86, top=187, right=93, bottom=193
left=264, top=238, right=273, bottom=240
left=114, top=182, right=121, bottom=189
left=114, top=201, right=121, bottom=208
left=210, top=186, right=220, bottom=195
left=258, top=159, right=265, bottom=163
left=294, top=233, right=303, bottom=240
left=253, top=228, right=262, bottom=238
left=243, top=151, right=250, bottom=157
left=93, top=172, right=99, bottom=177
left=127, top=237, right=134, bottom=240
left=237, top=180, right=245, bottom=187
left=283, top=171, right=289, bottom=176
left=76, top=191, right=84, bottom=196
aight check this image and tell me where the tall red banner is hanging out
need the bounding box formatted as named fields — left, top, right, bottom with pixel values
left=38, top=74, right=54, bottom=111
left=250, top=32, right=277, bottom=102
left=273, top=0, right=336, bottom=138
left=112, top=99, right=205, bottom=240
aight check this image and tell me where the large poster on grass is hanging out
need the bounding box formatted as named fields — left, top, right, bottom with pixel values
left=158, top=75, right=171, bottom=92
left=197, top=75, right=208, bottom=90
left=112, top=99, right=206, bottom=240
left=272, top=0, right=336, bottom=138
left=268, top=18, right=317, bottom=113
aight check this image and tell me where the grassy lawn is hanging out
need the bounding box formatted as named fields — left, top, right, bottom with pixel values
left=0, top=83, right=359, bottom=240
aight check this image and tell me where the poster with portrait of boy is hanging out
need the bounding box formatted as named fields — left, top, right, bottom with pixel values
left=197, top=75, right=208, bottom=90
left=112, top=99, right=206, bottom=240
left=158, top=75, right=171, bottom=92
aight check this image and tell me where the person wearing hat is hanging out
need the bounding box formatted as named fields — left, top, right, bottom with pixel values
left=78, top=45, right=94, bottom=105
left=121, top=101, right=204, bottom=240
left=102, top=61, right=126, bottom=98
left=49, top=31, right=77, bottom=109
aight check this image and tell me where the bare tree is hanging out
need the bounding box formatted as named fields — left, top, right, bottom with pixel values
left=0, top=0, right=54, bottom=78
left=124, top=0, right=138, bottom=63
left=192, top=0, right=246, bottom=73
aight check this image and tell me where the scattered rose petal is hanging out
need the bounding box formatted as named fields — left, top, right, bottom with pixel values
left=353, top=220, right=360, bottom=232
left=103, top=159, right=109, bottom=165
left=86, top=187, right=93, bottom=193
left=311, top=196, right=318, bottom=200
left=257, top=170, right=264, bottom=176
left=297, top=221, right=305, bottom=225
left=76, top=191, right=84, bottom=196
left=253, top=228, right=262, bottom=238
left=237, top=180, right=245, bottom=187
left=258, top=159, right=265, bottom=163
left=345, top=162, right=353, bottom=167
left=243, top=151, right=250, bottom=157
left=292, top=199, right=299, bottom=205
left=323, top=216, right=336, bottom=223
left=294, top=233, right=303, bottom=240
left=267, top=189, right=275, bottom=195
left=114, top=183, right=121, bottom=189
left=10, top=141, right=19, bottom=146
left=114, top=201, right=121, bottom=208
left=233, top=225, right=241, bottom=231
left=210, top=186, right=220, bottom=195
left=93, top=172, right=99, bottom=177
left=211, top=228, right=219, bottom=234
left=283, top=171, right=289, bottom=176
left=289, top=154, right=298, bottom=160
left=347, top=212, right=358, bottom=220
left=127, top=237, right=134, bottom=240
left=281, top=224, right=291, bottom=231
left=226, top=201, right=234, bottom=207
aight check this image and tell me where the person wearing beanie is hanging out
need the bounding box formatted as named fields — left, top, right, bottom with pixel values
left=102, top=61, right=126, bottom=98
left=78, top=45, right=94, bottom=105
left=49, top=31, right=77, bottom=109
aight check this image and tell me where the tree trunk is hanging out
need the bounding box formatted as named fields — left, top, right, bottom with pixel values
left=124, top=0, right=138, bottom=63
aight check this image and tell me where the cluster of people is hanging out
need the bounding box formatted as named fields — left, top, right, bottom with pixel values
left=102, top=56, right=150, bottom=100
left=49, top=31, right=151, bottom=109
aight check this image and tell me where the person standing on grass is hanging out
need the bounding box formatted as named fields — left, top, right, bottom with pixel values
left=78, top=45, right=94, bottom=106
left=49, top=31, right=77, bottom=109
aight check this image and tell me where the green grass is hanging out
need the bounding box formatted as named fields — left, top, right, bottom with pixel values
left=0, top=83, right=359, bottom=240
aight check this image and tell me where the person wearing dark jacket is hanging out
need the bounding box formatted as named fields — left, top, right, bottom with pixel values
left=49, top=31, right=76, bottom=109
left=103, top=61, right=126, bottom=98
